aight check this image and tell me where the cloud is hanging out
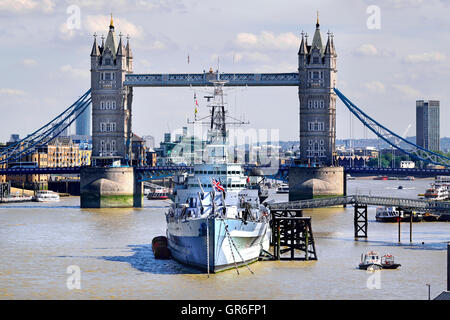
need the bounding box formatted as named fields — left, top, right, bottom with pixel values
left=23, top=59, right=37, bottom=67
left=60, top=65, right=89, bottom=79
left=403, top=52, right=446, bottom=63
left=354, top=44, right=394, bottom=58
left=85, top=15, right=143, bottom=38
left=0, top=0, right=54, bottom=13
left=234, top=31, right=299, bottom=51
left=391, top=84, right=422, bottom=99
left=362, top=81, right=386, bottom=94
left=0, top=88, right=27, bottom=96
left=64, top=0, right=187, bottom=13
left=354, top=44, right=379, bottom=56
left=228, top=51, right=271, bottom=63
left=362, top=0, right=445, bottom=8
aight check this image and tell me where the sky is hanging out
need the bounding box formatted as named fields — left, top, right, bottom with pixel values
left=0, top=0, right=449, bottom=145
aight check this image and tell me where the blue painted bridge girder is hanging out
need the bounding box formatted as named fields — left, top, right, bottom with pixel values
left=123, top=72, right=300, bottom=87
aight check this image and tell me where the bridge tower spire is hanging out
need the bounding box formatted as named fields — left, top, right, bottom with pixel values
left=90, top=17, right=134, bottom=166
left=298, top=16, right=337, bottom=166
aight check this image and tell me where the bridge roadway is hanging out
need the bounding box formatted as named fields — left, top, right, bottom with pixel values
left=344, top=166, right=450, bottom=176
left=268, top=195, right=450, bottom=215
left=2, top=164, right=449, bottom=176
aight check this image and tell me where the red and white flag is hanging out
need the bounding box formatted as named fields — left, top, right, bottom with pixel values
left=212, top=178, right=225, bottom=192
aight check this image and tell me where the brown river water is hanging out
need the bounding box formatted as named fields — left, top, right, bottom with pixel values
left=0, top=178, right=448, bottom=300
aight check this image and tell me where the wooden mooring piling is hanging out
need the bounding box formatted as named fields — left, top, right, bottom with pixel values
left=261, top=209, right=317, bottom=261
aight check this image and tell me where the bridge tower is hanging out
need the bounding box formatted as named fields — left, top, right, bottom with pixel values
left=298, top=14, right=337, bottom=166
left=90, top=15, right=133, bottom=166
left=81, top=16, right=142, bottom=208
left=289, top=15, right=343, bottom=201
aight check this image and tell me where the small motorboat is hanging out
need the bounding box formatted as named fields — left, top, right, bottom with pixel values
left=381, top=254, right=401, bottom=269
left=276, top=184, right=289, bottom=194
left=359, top=251, right=382, bottom=270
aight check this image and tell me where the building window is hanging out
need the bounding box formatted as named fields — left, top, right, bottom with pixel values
left=100, top=122, right=116, bottom=132
left=313, top=56, right=319, bottom=64
left=104, top=58, right=111, bottom=65
left=308, top=99, right=325, bottom=109
left=101, top=72, right=115, bottom=81
left=100, top=100, right=117, bottom=110
left=308, top=121, right=325, bottom=131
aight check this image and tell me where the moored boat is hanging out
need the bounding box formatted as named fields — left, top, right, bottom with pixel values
left=276, top=184, right=289, bottom=194
left=165, top=80, right=271, bottom=273
left=34, top=190, right=60, bottom=202
left=376, top=206, right=403, bottom=222
left=424, top=184, right=448, bottom=201
left=376, top=206, right=422, bottom=222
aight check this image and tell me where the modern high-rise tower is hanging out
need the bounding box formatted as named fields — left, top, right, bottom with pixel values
left=90, top=15, right=134, bottom=165
left=75, top=105, right=91, bottom=136
left=416, top=100, right=440, bottom=152
left=298, top=16, right=337, bottom=166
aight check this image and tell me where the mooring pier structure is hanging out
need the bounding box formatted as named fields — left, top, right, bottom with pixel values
left=269, top=195, right=450, bottom=241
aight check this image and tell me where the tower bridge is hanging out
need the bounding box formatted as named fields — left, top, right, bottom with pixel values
left=1, top=15, right=450, bottom=208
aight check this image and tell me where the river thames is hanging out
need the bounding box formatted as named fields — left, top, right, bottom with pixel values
left=0, top=178, right=448, bottom=300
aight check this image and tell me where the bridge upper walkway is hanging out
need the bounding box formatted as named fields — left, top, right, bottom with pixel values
left=268, top=195, right=450, bottom=215
left=123, top=72, right=299, bottom=87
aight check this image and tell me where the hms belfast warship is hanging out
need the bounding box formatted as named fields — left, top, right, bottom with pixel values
left=165, top=81, right=271, bottom=273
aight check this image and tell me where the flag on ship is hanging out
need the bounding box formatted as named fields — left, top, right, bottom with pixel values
left=193, top=92, right=198, bottom=116
left=212, top=178, right=225, bottom=192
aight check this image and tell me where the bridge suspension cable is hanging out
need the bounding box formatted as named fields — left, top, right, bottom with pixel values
left=0, top=89, right=92, bottom=165
left=334, top=88, right=450, bottom=168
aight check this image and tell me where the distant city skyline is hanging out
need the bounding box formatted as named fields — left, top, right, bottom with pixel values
left=0, top=0, right=449, bottom=145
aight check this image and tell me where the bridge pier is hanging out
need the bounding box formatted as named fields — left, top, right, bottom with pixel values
left=288, top=166, right=345, bottom=201
left=80, top=166, right=143, bottom=208
left=354, top=204, right=368, bottom=238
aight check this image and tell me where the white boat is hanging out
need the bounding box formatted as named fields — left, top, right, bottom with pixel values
left=424, top=184, right=448, bottom=201
left=165, top=81, right=271, bottom=273
left=276, top=184, right=289, bottom=194
left=34, top=190, right=60, bottom=202
left=376, top=206, right=403, bottom=222
left=359, top=251, right=382, bottom=270
left=147, top=186, right=171, bottom=200
left=435, top=176, right=450, bottom=186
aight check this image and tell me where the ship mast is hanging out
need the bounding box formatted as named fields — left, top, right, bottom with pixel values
left=188, top=78, right=249, bottom=163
